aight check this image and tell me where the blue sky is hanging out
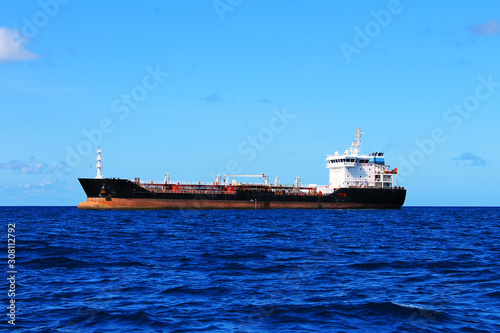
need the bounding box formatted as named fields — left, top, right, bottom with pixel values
left=1, top=0, right=499, bottom=206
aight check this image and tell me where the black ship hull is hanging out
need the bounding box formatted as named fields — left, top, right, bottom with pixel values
left=78, top=178, right=406, bottom=210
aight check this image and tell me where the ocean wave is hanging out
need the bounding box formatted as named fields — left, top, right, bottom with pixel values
left=10, top=206, right=500, bottom=332
left=23, top=256, right=90, bottom=269
left=54, top=308, right=170, bottom=332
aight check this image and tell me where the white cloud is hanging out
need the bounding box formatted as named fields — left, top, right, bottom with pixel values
left=0, top=27, right=37, bottom=62
left=12, top=179, right=75, bottom=197
left=0, top=157, right=70, bottom=174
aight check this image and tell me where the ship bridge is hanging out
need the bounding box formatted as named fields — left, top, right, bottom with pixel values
left=325, top=128, right=398, bottom=190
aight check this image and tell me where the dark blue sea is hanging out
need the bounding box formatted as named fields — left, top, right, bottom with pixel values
left=4, top=207, right=500, bottom=332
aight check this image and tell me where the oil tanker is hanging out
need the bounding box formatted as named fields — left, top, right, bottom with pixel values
left=78, top=128, right=406, bottom=209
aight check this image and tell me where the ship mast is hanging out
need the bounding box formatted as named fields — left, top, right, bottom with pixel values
left=350, top=127, right=362, bottom=156
left=96, top=148, right=103, bottom=179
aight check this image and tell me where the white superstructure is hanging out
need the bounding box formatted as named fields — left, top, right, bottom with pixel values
left=318, top=128, right=398, bottom=193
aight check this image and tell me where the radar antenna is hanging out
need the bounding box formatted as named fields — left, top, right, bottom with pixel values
left=350, top=128, right=362, bottom=156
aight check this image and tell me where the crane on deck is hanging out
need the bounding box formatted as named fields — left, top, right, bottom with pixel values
left=223, top=174, right=269, bottom=186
